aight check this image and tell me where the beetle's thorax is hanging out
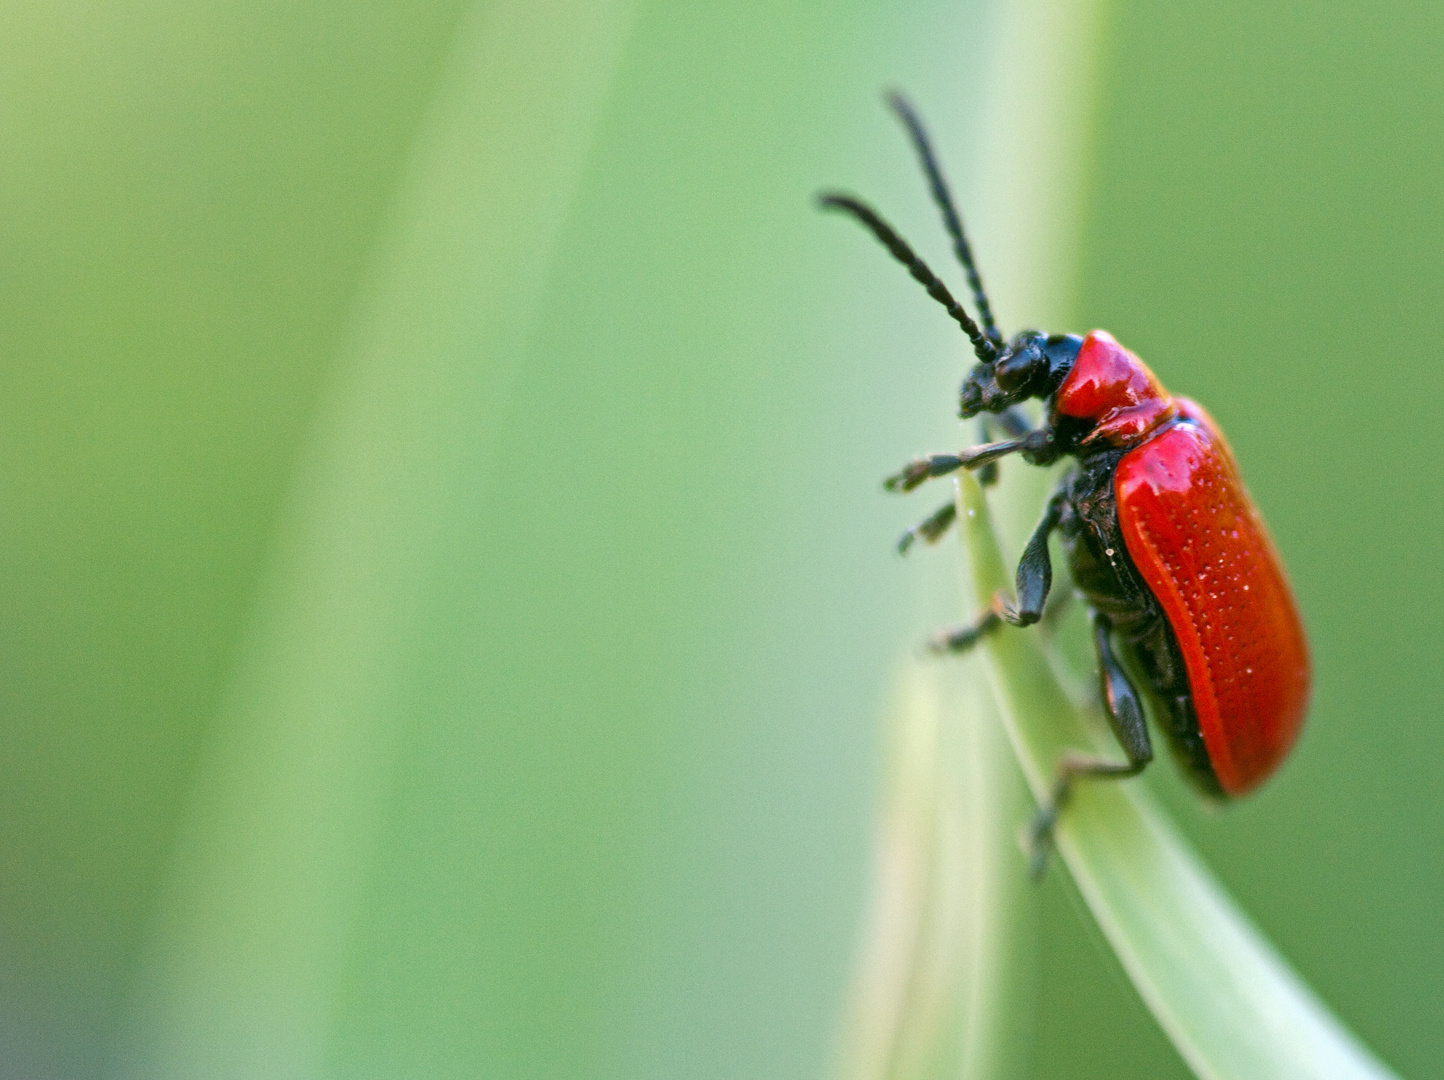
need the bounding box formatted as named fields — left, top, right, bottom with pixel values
left=1052, top=330, right=1178, bottom=450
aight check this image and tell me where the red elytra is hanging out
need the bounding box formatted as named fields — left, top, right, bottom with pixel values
left=1115, top=400, right=1310, bottom=795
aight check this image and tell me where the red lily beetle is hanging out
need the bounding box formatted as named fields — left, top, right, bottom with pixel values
left=820, top=94, right=1310, bottom=870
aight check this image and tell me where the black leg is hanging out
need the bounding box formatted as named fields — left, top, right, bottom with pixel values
left=976, top=408, right=1034, bottom=486
left=926, top=600, right=1005, bottom=655
left=997, top=491, right=1064, bottom=627
left=897, top=499, right=957, bottom=554
left=975, top=416, right=1001, bottom=487
left=918, top=484, right=1062, bottom=649
left=989, top=406, right=1032, bottom=440
left=1026, top=612, right=1154, bottom=878
left=884, top=427, right=1055, bottom=493
left=1092, top=612, right=1154, bottom=772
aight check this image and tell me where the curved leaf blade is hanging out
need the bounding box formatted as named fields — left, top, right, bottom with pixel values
left=956, top=470, right=1399, bottom=1080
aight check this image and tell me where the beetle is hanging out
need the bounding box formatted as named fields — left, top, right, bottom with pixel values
left=821, top=94, right=1310, bottom=871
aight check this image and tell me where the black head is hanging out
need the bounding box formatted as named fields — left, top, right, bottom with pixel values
left=959, top=332, right=1083, bottom=417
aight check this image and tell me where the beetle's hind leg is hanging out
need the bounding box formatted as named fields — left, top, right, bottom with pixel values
left=1027, top=611, right=1154, bottom=878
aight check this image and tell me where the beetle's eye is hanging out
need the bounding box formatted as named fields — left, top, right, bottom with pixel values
left=993, top=350, right=1034, bottom=393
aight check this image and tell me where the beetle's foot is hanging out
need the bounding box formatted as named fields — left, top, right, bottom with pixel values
left=897, top=499, right=957, bottom=554
left=886, top=438, right=1032, bottom=493
left=993, top=592, right=1029, bottom=626
left=1024, top=760, right=1084, bottom=879
left=884, top=454, right=962, bottom=493
left=1024, top=802, right=1059, bottom=880
left=926, top=594, right=1015, bottom=654
left=884, top=458, right=929, bottom=493
left=927, top=606, right=1001, bottom=654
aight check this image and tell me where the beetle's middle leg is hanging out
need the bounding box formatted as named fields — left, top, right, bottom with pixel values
left=927, top=490, right=1065, bottom=653
left=1026, top=611, right=1154, bottom=877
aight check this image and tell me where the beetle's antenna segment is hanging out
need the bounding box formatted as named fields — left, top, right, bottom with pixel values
left=818, top=193, right=1000, bottom=363
left=886, top=91, right=1002, bottom=347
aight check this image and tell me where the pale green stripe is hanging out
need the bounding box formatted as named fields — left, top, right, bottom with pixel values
left=116, top=2, right=635, bottom=1077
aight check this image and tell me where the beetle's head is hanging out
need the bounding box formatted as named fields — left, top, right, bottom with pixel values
left=959, top=331, right=1083, bottom=418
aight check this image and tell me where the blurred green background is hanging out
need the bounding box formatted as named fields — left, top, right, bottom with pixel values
left=0, top=0, right=1440, bottom=1077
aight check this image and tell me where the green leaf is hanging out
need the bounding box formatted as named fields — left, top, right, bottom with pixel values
left=956, top=469, right=1399, bottom=1080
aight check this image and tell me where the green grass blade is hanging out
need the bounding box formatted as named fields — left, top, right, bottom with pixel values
left=956, top=470, right=1400, bottom=1080
left=838, top=660, right=1032, bottom=1080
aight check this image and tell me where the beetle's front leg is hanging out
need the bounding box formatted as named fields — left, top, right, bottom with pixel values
left=1026, top=611, right=1154, bottom=878
left=975, top=406, right=1032, bottom=486
left=897, top=499, right=957, bottom=554
left=885, top=426, right=1058, bottom=493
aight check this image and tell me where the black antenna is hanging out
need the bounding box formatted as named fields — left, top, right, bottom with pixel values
left=818, top=193, right=999, bottom=364
left=886, top=90, right=1001, bottom=347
